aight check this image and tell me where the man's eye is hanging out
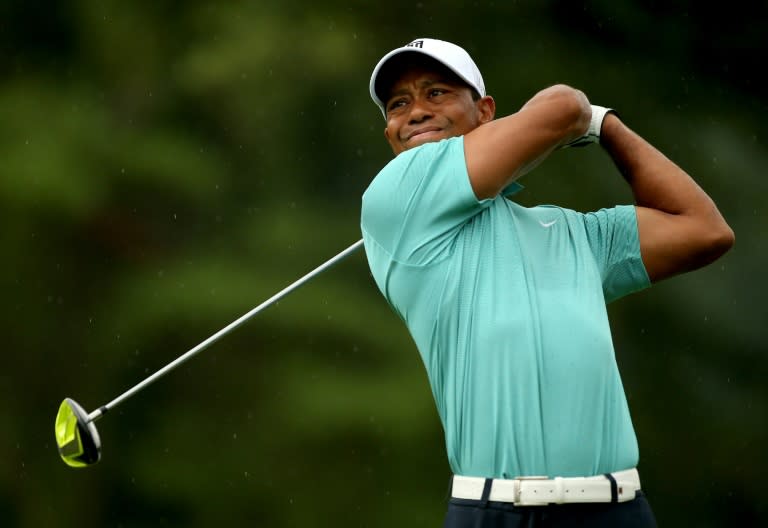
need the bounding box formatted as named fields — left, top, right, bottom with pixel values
left=430, top=88, right=446, bottom=97
left=387, top=99, right=406, bottom=111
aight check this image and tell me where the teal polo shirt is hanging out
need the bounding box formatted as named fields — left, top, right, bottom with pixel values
left=360, top=136, right=650, bottom=479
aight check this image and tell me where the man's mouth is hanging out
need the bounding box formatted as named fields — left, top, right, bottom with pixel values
left=407, top=127, right=442, bottom=141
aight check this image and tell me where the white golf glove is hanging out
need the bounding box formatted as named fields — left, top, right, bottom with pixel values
left=563, top=105, right=615, bottom=148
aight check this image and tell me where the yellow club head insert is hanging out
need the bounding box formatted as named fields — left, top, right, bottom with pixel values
left=55, top=398, right=101, bottom=468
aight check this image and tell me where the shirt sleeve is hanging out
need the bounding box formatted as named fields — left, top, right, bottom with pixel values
left=361, top=136, right=488, bottom=266
left=582, top=205, right=651, bottom=303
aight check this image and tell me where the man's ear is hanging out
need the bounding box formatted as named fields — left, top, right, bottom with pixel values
left=478, top=95, right=496, bottom=124
left=383, top=126, right=399, bottom=154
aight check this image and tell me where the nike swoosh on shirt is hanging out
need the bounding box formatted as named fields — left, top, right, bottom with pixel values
left=539, top=220, right=557, bottom=228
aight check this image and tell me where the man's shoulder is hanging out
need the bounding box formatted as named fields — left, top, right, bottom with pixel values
left=364, top=137, right=465, bottom=201
left=377, top=137, right=464, bottom=174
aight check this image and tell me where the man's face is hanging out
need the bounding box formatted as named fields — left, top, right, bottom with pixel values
left=383, top=64, right=494, bottom=155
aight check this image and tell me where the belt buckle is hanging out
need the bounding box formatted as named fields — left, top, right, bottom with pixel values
left=513, top=475, right=549, bottom=506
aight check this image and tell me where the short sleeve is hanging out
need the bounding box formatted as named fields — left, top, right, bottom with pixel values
left=582, top=205, right=651, bottom=302
left=361, top=136, right=488, bottom=265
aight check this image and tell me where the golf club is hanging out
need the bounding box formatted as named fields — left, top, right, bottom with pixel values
left=55, top=238, right=364, bottom=468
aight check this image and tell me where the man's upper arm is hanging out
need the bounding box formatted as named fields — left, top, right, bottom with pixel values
left=635, top=205, right=734, bottom=283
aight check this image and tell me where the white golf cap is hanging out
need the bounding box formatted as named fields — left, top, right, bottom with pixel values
left=369, top=38, right=486, bottom=117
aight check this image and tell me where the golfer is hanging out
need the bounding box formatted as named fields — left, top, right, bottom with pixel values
left=360, top=38, right=734, bottom=527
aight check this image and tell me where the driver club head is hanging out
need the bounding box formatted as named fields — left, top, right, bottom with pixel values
left=55, top=398, right=101, bottom=468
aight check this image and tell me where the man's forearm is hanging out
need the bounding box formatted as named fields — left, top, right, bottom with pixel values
left=464, top=85, right=590, bottom=199
left=599, top=113, right=717, bottom=217
left=598, top=113, right=734, bottom=281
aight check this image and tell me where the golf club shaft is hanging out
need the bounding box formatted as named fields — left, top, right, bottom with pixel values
left=87, top=239, right=364, bottom=423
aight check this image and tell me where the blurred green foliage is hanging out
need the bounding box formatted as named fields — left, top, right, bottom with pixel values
left=2, top=1, right=766, bottom=526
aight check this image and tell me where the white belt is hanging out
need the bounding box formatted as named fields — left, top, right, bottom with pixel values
left=451, top=468, right=641, bottom=506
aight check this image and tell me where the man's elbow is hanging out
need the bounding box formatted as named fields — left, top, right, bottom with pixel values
left=696, top=217, right=735, bottom=265
left=711, top=221, right=735, bottom=258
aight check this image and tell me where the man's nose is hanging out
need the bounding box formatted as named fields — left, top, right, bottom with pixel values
left=408, top=98, right=433, bottom=123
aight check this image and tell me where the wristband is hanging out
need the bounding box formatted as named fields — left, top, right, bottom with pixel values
left=563, top=105, right=615, bottom=148
left=588, top=105, right=613, bottom=139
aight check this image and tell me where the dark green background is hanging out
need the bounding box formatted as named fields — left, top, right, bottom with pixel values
left=3, top=1, right=765, bottom=526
